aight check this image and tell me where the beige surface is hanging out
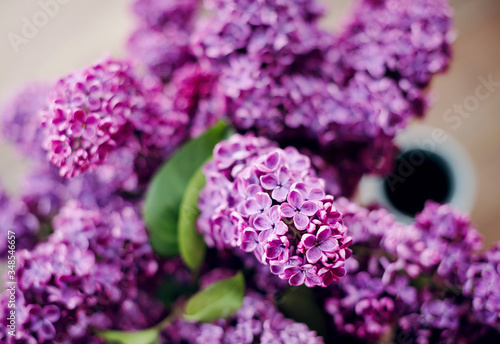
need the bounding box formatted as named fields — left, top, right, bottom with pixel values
left=0, top=0, right=499, bottom=245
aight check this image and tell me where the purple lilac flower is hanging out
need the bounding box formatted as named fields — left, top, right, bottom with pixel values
left=20, top=164, right=68, bottom=221
left=166, top=63, right=227, bottom=137
left=128, top=0, right=199, bottom=80
left=463, top=243, right=500, bottom=331
left=198, top=134, right=352, bottom=287
left=161, top=293, right=324, bottom=343
left=128, top=26, right=193, bottom=81
left=323, top=199, right=495, bottom=342
left=335, top=197, right=397, bottom=247
left=0, top=184, right=40, bottom=257
left=398, top=296, right=470, bottom=344
left=132, top=0, right=199, bottom=29
left=19, top=148, right=149, bottom=221
left=0, top=82, right=50, bottom=160
left=381, top=201, right=483, bottom=283
left=184, top=0, right=452, bottom=198
left=42, top=57, right=188, bottom=178
left=335, top=0, right=454, bottom=88
left=325, top=269, right=399, bottom=341
left=0, top=201, right=164, bottom=343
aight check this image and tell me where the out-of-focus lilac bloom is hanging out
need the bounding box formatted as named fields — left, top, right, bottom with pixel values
left=0, top=82, right=51, bottom=160
left=161, top=293, right=324, bottom=343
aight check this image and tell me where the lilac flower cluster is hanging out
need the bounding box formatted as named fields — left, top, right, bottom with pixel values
left=0, top=82, right=50, bottom=161
left=0, top=184, right=40, bottom=257
left=198, top=134, right=352, bottom=288
left=324, top=199, right=415, bottom=341
left=463, top=243, right=500, bottom=331
left=323, top=200, right=497, bottom=343
left=162, top=293, right=323, bottom=344
left=191, top=0, right=330, bottom=137
left=165, top=63, right=226, bottom=137
left=334, top=0, right=454, bottom=88
left=128, top=0, right=199, bottom=80
left=42, top=57, right=188, bottom=178
left=397, top=296, right=470, bottom=344
left=381, top=201, right=483, bottom=283
left=183, top=0, right=451, bottom=196
left=0, top=201, right=164, bottom=343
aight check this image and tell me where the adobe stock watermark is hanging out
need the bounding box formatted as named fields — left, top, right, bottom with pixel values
left=385, top=74, right=500, bottom=191
left=7, top=0, right=72, bottom=54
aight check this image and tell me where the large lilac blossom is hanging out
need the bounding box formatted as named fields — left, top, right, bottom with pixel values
left=198, top=134, right=352, bottom=288
left=381, top=201, right=483, bottom=284
left=184, top=0, right=453, bottom=197
left=324, top=199, right=416, bottom=342
left=165, top=63, right=227, bottom=137
left=0, top=82, right=50, bottom=161
left=128, top=0, right=199, bottom=80
left=162, top=292, right=323, bottom=344
left=0, top=184, right=40, bottom=257
left=323, top=199, right=494, bottom=343
left=42, top=57, right=189, bottom=178
left=0, top=201, right=164, bottom=343
left=463, top=243, right=500, bottom=331
left=334, top=0, right=454, bottom=87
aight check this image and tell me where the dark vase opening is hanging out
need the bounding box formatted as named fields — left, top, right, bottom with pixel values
left=383, top=148, right=454, bottom=217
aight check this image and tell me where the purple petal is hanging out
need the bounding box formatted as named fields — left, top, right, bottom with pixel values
left=259, top=151, right=281, bottom=172
left=289, top=271, right=306, bottom=286
left=244, top=199, right=261, bottom=215
left=83, top=126, right=96, bottom=140
left=280, top=203, right=296, bottom=217
left=72, top=109, right=86, bottom=122
left=319, top=238, right=339, bottom=252
left=241, top=240, right=257, bottom=252
left=268, top=206, right=281, bottom=223
left=293, top=182, right=308, bottom=196
left=309, top=188, right=325, bottom=201
left=294, top=213, right=310, bottom=230
left=258, top=229, right=272, bottom=243
left=266, top=246, right=282, bottom=260
left=69, top=123, right=84, bottom=137
left=43, top=305, right=60, bottom=322
left=244, top=184, right=261, bottom=198
left=283, top=266, right=300, bottom=279
left=254, top=215, right=272, bottom=231
left=302, top=234, right=317, bottom=249
left=306, top=247, right=322, bottom=264
left=301, top=201, right=318, bottom=216
left=287, top=190, right=304, bottom=209
left=316, top=227, right=332, bottom=243
left=86, top=114, right=99, bottom=126
left=256, top=192, right=272, bottom=210
left=241, top=228, right=257, bottom=241
left=260, top=174, right=278, bottom=190
left=277, top=167, right=290, bottom=184
left=304, top=272, right=322, bottom=288
left=270, top=262, right=286, bottom=275
left=275, top=221, right=288, bottom=235
left=271, top=187, right=288, bottom=202
left=38, top=320, right=56, bottom=342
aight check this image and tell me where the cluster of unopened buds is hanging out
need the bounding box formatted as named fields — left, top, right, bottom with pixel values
left=198, top=134, right=352, bottom=287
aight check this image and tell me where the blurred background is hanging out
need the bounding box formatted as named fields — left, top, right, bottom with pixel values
left=0, top=0, right=499, bottom=245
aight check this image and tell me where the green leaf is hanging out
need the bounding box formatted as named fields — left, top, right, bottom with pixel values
left=143, top=121, right=232, bottom=256
left=278, top=286, right=327, bottom=339
left=178, top=167, right=207, bottom=271
left=99, top=328, right=160, bottom=344
left=184, top=271, right=245, bottom=322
